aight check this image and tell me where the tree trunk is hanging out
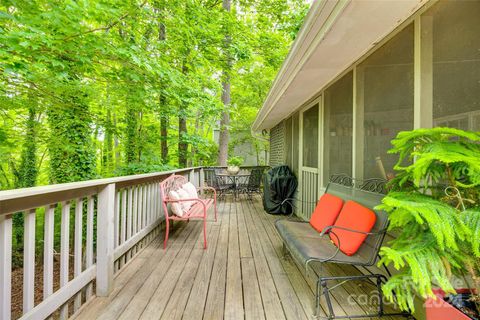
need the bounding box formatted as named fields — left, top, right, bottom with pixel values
left=178, top=63, right=189, bottom=168
left=47, top=98, right=95, bottom=183
left=189, top=110, right=201, bottom=166
left=113, top=112, right=121, bottom=169
left=103, top=109, right=114, bottom=175
left=158, top=18, right=169, bottom=163
left=13, top=105, right=38, bottom=253
left=160, top=97, right=169, bottom=162
left=217, top=0, right=232, bottom=166
left=16, top=105, right=38, bottom=188
left=125, top=98, right=138, bottom=164
left=137, top=110, right=143, bottom=162
left=178, top=110, right=188, bottom=167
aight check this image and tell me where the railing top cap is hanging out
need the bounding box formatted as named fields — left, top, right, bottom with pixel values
left=0, top=167, right=203, bottom=202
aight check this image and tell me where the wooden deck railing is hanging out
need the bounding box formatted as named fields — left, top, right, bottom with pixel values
left=0, top=167, right=206, bottom=320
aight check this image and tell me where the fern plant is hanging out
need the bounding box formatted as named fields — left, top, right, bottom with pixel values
left=377, top=127, right=480, bottom=313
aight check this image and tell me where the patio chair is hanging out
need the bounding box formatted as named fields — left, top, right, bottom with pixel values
left=214, top=171, right=235, bottom=198
left=204, top=168, right=234, bottom=198
left=239, top=167, right=265, bottom=199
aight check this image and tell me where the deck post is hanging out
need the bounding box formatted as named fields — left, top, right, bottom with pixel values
left=97, top=183, right=115, bottom=296
left=0, top=214, right=12, bottom=320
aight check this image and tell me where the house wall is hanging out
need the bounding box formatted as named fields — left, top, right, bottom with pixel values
left=268, top=2, right=480, bottom=317
left=271, top=0, right=480, bottom=195
left=268, top=122, right=286, bottom=167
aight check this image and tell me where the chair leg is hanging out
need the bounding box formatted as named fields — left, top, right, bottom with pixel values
left=214, top=197, right=217, bottom=222
left=203, top=216, right=207, bottom=249
left=163, top=218, right=170, bottom=249
left=316, top=278, right=321, bottom=317
left=322, top=279, right=335, bottom=319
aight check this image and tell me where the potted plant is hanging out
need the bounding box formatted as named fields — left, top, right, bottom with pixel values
left=227, top=156, right=243, bottom=175
left=376, top=128, right=480, bottom=319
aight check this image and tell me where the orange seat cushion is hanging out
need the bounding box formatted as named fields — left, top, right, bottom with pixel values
left=309, top=194, right=344, bottom=233
left=329, top=201, right=377, bottom=256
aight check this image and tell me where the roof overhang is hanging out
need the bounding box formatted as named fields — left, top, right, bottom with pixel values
left=252, top=0, right=429, bottom=132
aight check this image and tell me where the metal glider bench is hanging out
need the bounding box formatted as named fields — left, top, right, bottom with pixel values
left=275, top=176, right=411, bottom=319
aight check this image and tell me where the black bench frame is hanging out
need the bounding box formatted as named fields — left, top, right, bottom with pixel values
left=276, top=175, right=412, bottom=319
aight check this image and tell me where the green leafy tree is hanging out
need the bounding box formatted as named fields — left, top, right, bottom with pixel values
left=378, top=128, right=480, bottom=312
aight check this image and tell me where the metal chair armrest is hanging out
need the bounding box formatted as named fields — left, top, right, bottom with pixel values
left=319, top=225, right=387, bottom=237
left=305, top=231, right=342, bottom=268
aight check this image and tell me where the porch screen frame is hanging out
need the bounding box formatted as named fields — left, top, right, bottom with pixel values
left=298, top=97, right=323, bottom=218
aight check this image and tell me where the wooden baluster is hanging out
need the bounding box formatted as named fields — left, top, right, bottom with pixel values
left=153, top=183, right=157, bottom=223
left=188, top=169, right=194, bottom=184
left=23, top=209, right=36, bottom=314
left=85, top=196, right=94, bottom=300
left=43, top=205, right=55, bottom=300
left=133, top=186, right=138, bottom=235
left=114, top=191, right=120, bottom=272
left=151, top=183, right=155, bottom=224
left=147, top=184, right=152, bottom=226
left=121, top=189, right=127, bottom=245
left=117, top=191, right=127, bottom=244
left=127, top=187, right=133, bottom=235
left=142, top=185, right=147, bottom=230
left=74, top=198, right=83, bottom=311
left=114, top=190, right=120, bottom=249
left=59, top=202, right=70, bottom=319
left=138, top=185, right=143, bottom=231
left=0, top=214, right=12, bottom=320
left=154, top=183, right=159, bottom=221
left=122, top=189, right=132, bottom=240
left=145, top=184, right=149, bottom=228
left=127, top=187, right=133, bottom=242
left=122, top=189, right=131, bottom=263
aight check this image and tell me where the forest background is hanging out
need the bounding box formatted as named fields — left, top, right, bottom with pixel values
left=0, top=0, right=308, bottom=191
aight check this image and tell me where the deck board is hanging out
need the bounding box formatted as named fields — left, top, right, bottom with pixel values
left=74, top=196, right=405, bottom=320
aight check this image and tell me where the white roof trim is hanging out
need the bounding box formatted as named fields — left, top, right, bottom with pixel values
left=252, top=0, right=428, bottom=131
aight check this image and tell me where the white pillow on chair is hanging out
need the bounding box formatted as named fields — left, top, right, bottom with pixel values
left=182, top=182, right=199, bottom=199
left=168, top=190, right=184, bottom=217
left=177, top=188, right=193, bottom=212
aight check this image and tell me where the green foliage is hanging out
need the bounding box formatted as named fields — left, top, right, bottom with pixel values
left=0, top=0, right=307, bottom=189
left=0, top=0, right=308, bottom=274
left=47, top=104, right=96, bottom=183
left=114, top=162, right=175, bottom=176
left=378, top=127, right=480, bottom=312
left=389, top=127, right=480, bottom=188
left=14, top=106, right=38, bottom=188
left=227, top=156, right=243, bottom=166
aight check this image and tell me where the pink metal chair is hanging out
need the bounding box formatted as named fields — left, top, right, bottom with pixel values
left=160, top=174, right=217, bottom=249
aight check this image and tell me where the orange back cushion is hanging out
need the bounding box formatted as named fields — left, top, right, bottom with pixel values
left=309, top=194, right=344, bottom=233
left=329, top=200, right=377, bottom=256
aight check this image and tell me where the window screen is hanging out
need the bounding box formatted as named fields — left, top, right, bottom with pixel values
left=323, top=72, right=353, bottom=184
left=428, top=1, right=480, bottom=131
left=358, top=24, right=414, bottom=180
left=302, top=104, right=319, bottom=168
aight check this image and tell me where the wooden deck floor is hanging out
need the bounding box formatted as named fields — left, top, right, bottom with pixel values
left=74, top=196, right=404, bottom=320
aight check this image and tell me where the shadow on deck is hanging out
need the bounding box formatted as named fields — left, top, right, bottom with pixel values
left=73, top=196, right=404, bottom=320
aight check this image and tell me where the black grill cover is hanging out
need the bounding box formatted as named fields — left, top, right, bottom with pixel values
left=262, top=165, right=298, bottom=214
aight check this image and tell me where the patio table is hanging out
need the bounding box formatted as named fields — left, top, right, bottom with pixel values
left=216, top=173, right=250, bottom=200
